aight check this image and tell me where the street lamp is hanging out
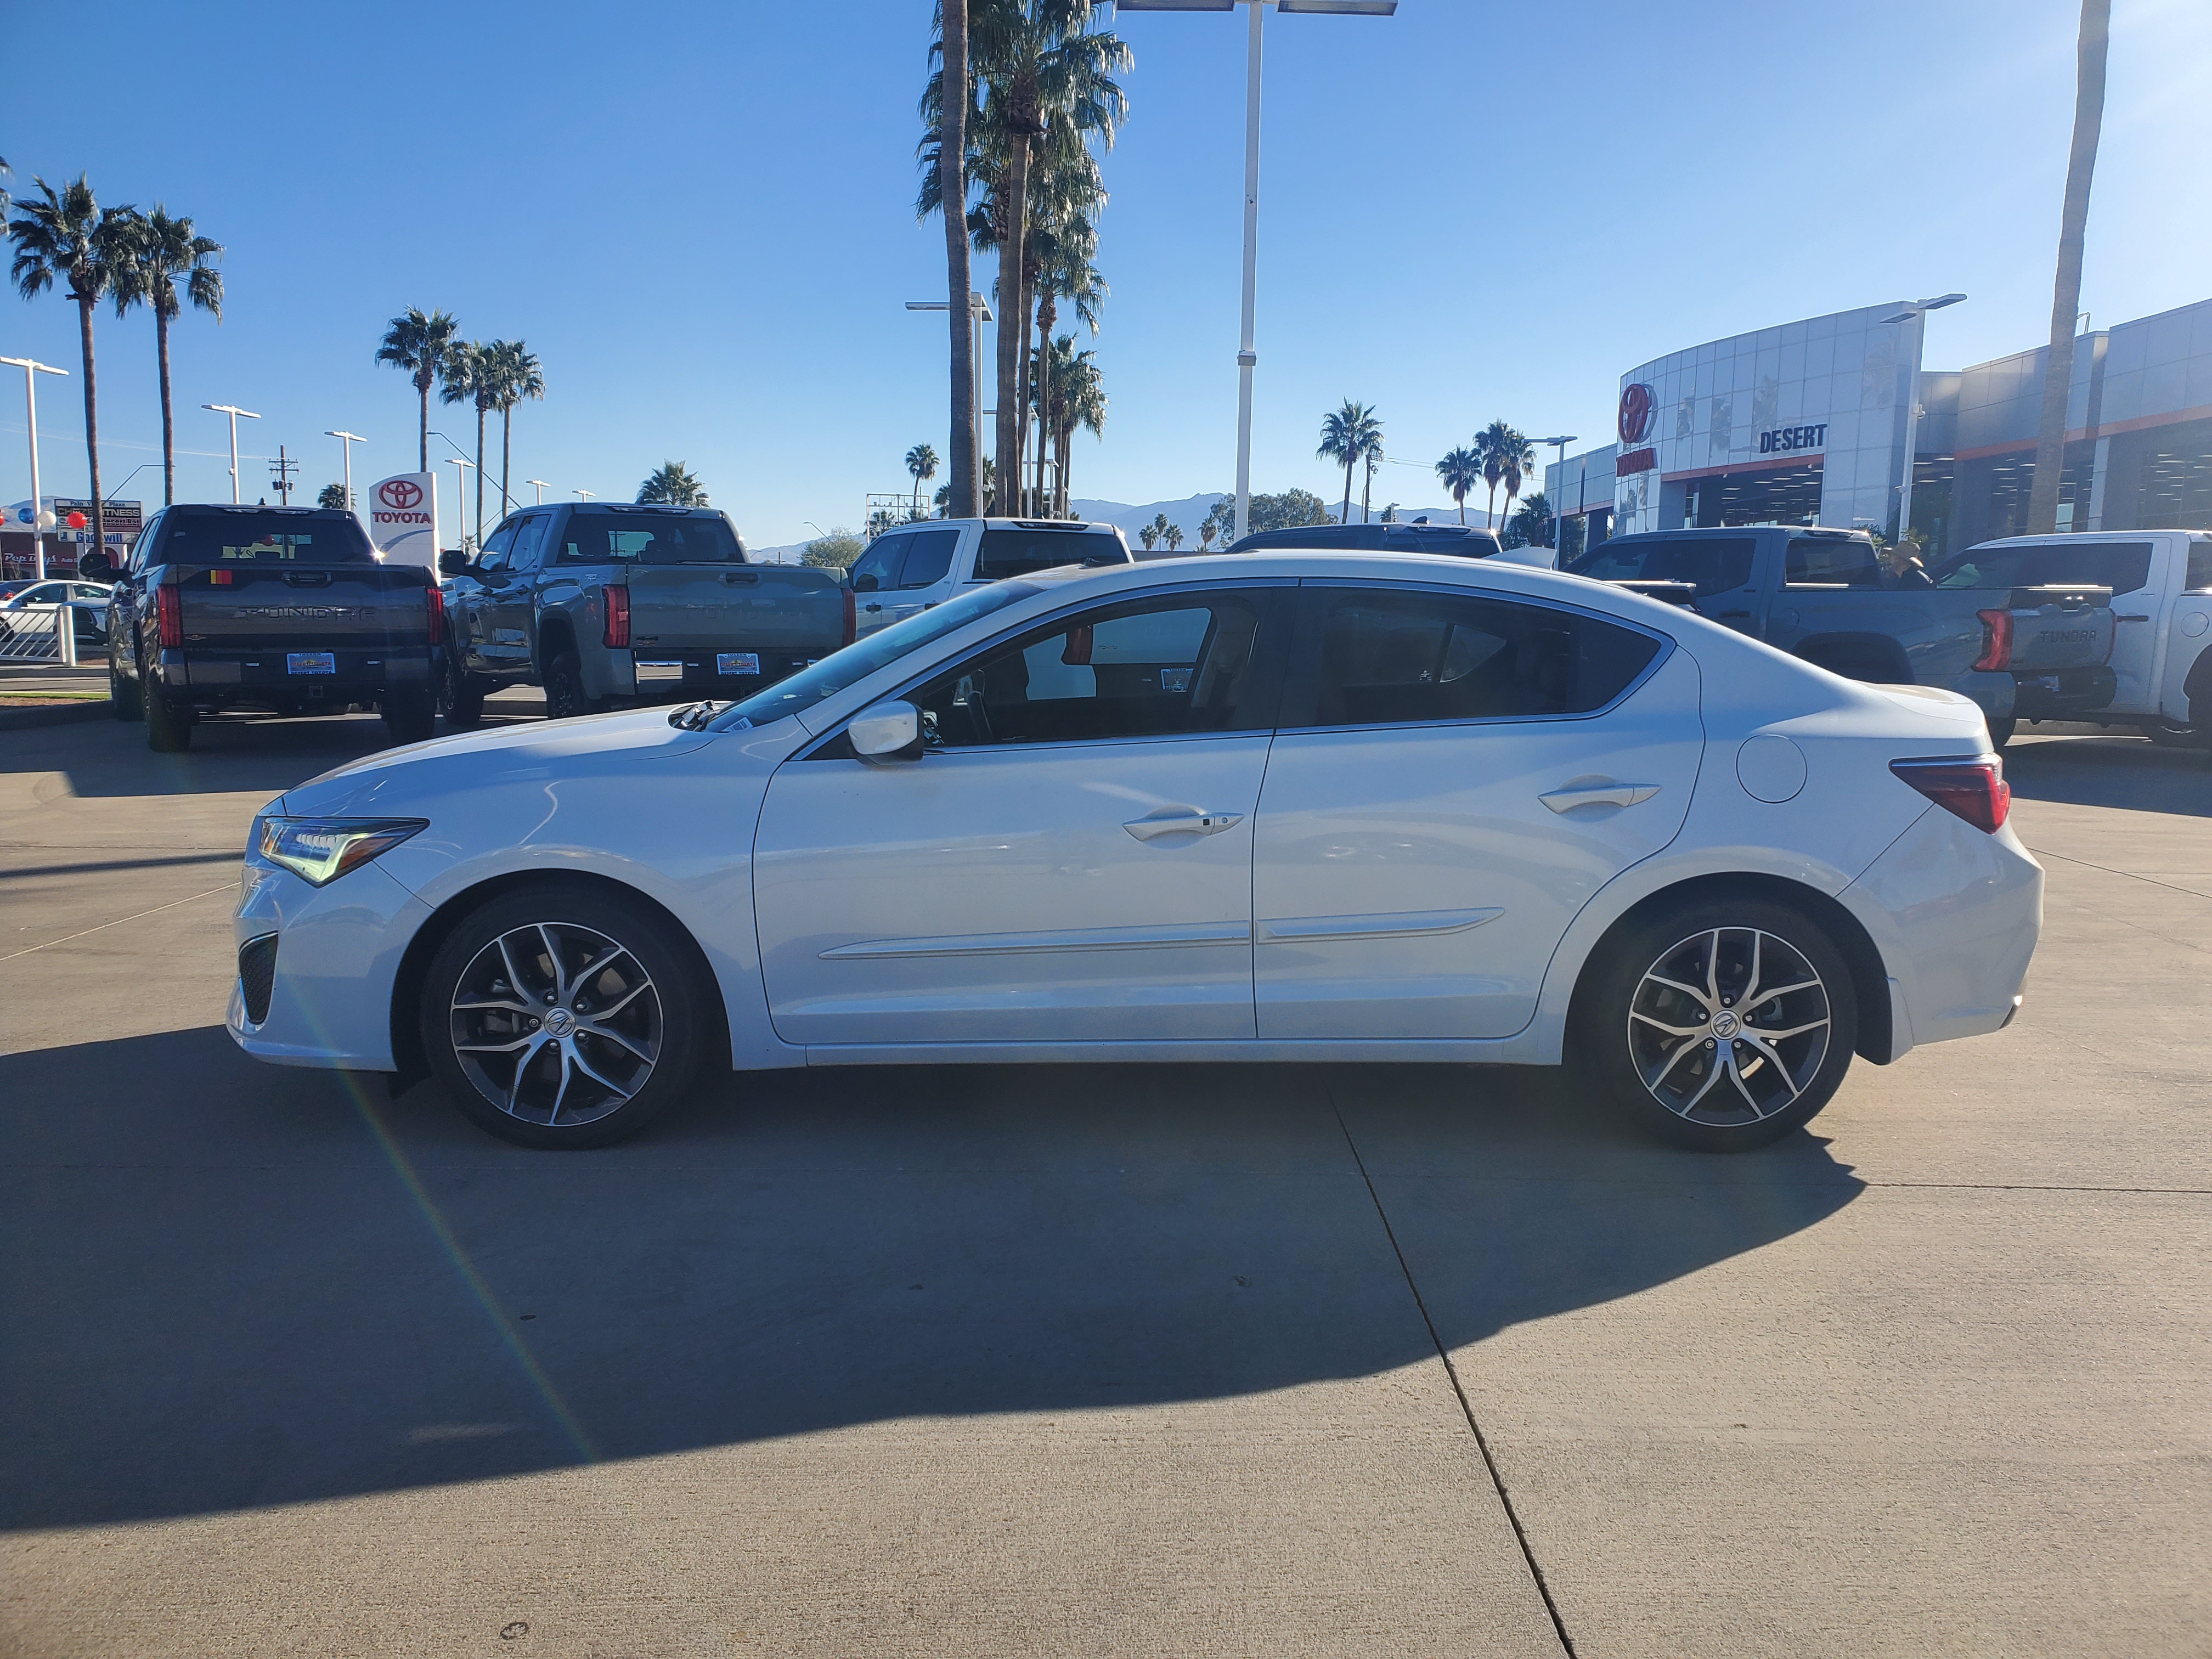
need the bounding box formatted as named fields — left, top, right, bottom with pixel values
left=907, top=292, right=995, bottom=510
left=445, top=457, right=475, bottom=549
left=1538, top=435, right=1578, bottom=550
left=1116, top=0, right=1398, bottom=544
left=201, top=403, right=262, bottom=504
left=326, top=430, right=367, bottom=515
left=527, top=478, right=550, bottom=505
left=572, top=488, right=595, bottom=502
left=1, top=357, right=69, bottom=583
left=1878, top=293, right=1965, bottom=548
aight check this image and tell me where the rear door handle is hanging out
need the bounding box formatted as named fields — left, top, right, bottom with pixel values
left=1714, top=608, right=1754, bottom=618
left=1124, top=808, right=1243, bottom=841
left=1539, top=783, right=1661, bottom=812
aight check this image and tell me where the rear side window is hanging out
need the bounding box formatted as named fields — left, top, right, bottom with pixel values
left=2187, top=539, right=2212, bottom=593
left=156, top=512, right=373, bottom=564
left=1785, top=537, right=1883, bottom=586
left=558, top=512, right=741, bottom=565
left=897, top=528, right=959, bottom=589
left=1932, top=540, right=2154, bottom=594
left=1286, top=588, right=1662, bottom=728
left=974, top=527, right=1128, bottom=580
left=1570, top=535, right=1754, bottom=597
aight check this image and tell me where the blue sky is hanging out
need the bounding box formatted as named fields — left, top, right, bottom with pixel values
left=5, top=0, right=2208, bottom=545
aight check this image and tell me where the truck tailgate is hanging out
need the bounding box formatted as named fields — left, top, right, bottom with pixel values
left=176, top=564, right=435, bottom=651
left=626, top=565, right=845, bottom=653
left=2004, top=585, right=2114, bottom=672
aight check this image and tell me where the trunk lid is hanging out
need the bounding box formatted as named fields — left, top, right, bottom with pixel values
left=2004, top=584, right=2114, bottom=672
left=173, top=563, right=433, bottom=651
left=625, top=565, right=847, bottom=653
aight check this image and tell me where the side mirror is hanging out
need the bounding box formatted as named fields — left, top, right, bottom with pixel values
left=852, top=572, right=880, bottom=593
left=849, top=699, right=924, bottom=763
left=77, top=551, right=112, bottom=580
left=438, top=549, right=472, bottom=577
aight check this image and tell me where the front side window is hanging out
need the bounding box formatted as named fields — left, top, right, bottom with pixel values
left=907, top=588, right=1284, bottom=748
left=475, top=521, right=521, bottom=572
left=1570, top=535, right=1754, bottom=597
left=974, top=527, right=1128, bottom=581
left=1785, top=536, right=1883, bottom=587
left=1932, top=540, right=2155, bottom=595
left=558, top=512, right=742, bottom=565
left=897, top=528, right=959, bottom=589
left=510, top=516, right=549, bottom=572
left=1283, top=586, right=1662, bottom=729
left=848, top=534, right=908, bottom=593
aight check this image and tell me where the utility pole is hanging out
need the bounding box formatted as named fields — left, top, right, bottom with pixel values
left=268, top=444, right=300, bottom=506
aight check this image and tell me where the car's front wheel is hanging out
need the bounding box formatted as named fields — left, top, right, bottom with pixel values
left=419, top=883, right=708, bottom=1148
left=1572, top=893, right=1858, bottom=1152
left=109, top=656, right=142, bottom=721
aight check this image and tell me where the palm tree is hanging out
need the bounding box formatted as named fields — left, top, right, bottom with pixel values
left=638, top=461, right=707, bottom=506
left=906, top=443, right=939, bottom=516
left=1474, top=419, right=1532, bottom=531
left=485, top=341, right=543, bottom=521
left=1505, top=491, right=1553, bottom=551
left=2025, top=0, right=2110, bottom=535
left=1435, top=445, right=1482, bottom=526
left=317, top=483, right=348, bottom=511
left=107, top=206, right=223, bottom=506
left=1140, top=513, right=1165, bottom=552
left=9, top=176, right=135, bottom=551
left=1317, top=400, right=1382, bottom=527
left=377, top=308, right=459, bottom=473
left=1162, top=521, right=1183, bottom=555
left=439, top=342, right=499, bottom=546
left=1049, top=343, right=1103, bottom=515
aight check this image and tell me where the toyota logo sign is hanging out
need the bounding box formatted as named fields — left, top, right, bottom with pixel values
left=1617, top=383, right=1655, bottom=447
left=378, top=479, right=423, bottom=510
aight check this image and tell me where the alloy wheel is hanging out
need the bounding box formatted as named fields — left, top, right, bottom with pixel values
left=448, top=921, right=662, bottom=1126
left=1626, top=927, right=1831, bottom=1125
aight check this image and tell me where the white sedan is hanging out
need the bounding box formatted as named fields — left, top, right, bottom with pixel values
left=230, top=552, right=2040, bottom=1153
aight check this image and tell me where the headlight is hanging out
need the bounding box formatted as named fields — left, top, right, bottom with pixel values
left=257, top=817, right=427, bottom=887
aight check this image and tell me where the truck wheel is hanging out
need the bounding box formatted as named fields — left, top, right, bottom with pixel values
left=440, top=655, right=487, bottom=729
left=109, top=658, right=142, bottom=721
left=1984, top=717, right=2015, bottom=751
left=145, top=686, right=193, bottom=753
left=1570, top=893, right=1859, bottom=1153
left=419, top=883, right=707, bottom=1149
left=382, top=690, right=437, bottom=747
left=543, top=652, right=598, bottom=721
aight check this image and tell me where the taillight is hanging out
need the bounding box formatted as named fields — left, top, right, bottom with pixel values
left=1972, top=608, right=2012, bottom=672
left=156, top=583, right=182, bottom=648
left=841, top=585, right=857, bottom=646
left=1891, top=757, right=2010, bottom=833
left=604, top=584, right=630, bottom=649
left=424, top=585, right=445, bottom=646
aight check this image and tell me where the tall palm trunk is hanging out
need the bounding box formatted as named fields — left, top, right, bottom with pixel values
left=75, top=294, right=104, bottom=549
left=155, top=309, right=177, bottom=505
left=1340, top=460, right=1354, bottom=526
left=941, top=0, right=976, bottom=518
left=994, top=97, right=1038, bottom=516
left=415, top=373, right=432, bottom=473
left=500, top=407, right=513, bottom=520
left=1032, top=292, right=1056, bottom=514
left=1456, top=493, right=1465, bottom=525
left=473, top=402, right=488, bottom=544
left=1485, top=481, right=1499, bottom=528
left=2026, top=0, right=2109, bottom=535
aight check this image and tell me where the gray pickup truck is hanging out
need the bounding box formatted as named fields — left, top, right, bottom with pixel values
left=1566, top=526, right=2116, bottom=745
left=438, top=503, right=850, bottom=725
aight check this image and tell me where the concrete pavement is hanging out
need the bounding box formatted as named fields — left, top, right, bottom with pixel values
left=1, top=713, right=2205, bottom=1656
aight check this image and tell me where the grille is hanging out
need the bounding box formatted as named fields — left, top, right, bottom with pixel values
left=238, top=933, right=279, bottom=1025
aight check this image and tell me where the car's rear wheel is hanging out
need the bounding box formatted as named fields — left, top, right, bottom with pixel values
left=144, top=672, right=193, bottom=753
left=542, top=652, right=597, bottom=721
left=440, top=653, right=488, bottom=729
left=419, top=884, right=708, bottom=1149
left=1984, top=716, right=2015, bottom=751
left=1572, top=894, right=1858, bottom=1152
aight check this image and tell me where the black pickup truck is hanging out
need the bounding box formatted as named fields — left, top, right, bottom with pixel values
left=105, top=504, right=443, bottom=753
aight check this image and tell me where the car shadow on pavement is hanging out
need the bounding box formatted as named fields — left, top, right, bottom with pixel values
left=2004, top=733, right=2212, bottom=817
left=1, top=1025, right=1861, bottom=1531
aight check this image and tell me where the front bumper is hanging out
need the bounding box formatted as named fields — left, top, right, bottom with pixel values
left=228, top=852, right=432, bottom=1071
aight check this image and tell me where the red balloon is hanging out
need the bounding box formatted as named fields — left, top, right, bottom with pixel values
left=65, top=510, right=87, bottom=530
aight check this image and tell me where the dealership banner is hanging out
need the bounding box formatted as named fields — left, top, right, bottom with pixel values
left=366, top=472, right=438, bottom=566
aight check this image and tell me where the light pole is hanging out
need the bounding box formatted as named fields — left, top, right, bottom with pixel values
left=572, top=488, right=595, bottom=502
left=445, top=457, right=475, bottom=550
left=326, top=430, right=367, bottom=515
left=1878, top=293, right=1965, bottom=549
left=907, top=292, right=994, bottom=510
left=527, top=478, right=550, bottom=505
left=1117, top=0, right=1398, bottom=545
left=2, top=356, right=68, bottom=581
left=201, top=403, right=261, bottom=504
left=1538, top=435, right=1578, bottom=551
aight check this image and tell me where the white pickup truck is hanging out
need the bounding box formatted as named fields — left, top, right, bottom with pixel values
left=1935, top=531, right=2212, bottom=745
left=847, top=518, right=1132, bottom=637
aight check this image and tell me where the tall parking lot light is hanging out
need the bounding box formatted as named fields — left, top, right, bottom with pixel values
left=445, top=457, right=475, bottom=550
left=2, top=356, right=68, bottom=580
left=202, top=403, right=262, bottom=504
left=1116, top=0, right=1398, bottom=545
left=907, top=292, right=995, bottom=507
left=1880, top=294, right=1965, bottom=548
left=326, top=430, right=366, bottom=516
left=528, top=478, right=550, bottom=505
left=1538, top=436, right=1578, bottom=549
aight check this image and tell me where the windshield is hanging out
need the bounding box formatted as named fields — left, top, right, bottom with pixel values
left=1931, top=541, right=2153, bottom=593
left=558, top=512, right=742, bottom=564
left=710, top=578, right=1047, bottom=729
left=157, top=513, right=373, bottom=564
left=975, top=527, right=1127, bottom=580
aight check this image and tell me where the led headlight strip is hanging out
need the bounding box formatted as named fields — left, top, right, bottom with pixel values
left=257, top=818, right=428, bottom=887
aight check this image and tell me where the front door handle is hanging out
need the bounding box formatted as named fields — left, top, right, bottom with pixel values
left=1539, top=783, right=1661, bottom=813
left=1124, top=808, right=1243, bottom=841
left=1714, top=608, right=1754, bottom=619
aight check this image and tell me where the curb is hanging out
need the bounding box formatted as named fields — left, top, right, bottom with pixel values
left=0, top=700, right=112, bottom=733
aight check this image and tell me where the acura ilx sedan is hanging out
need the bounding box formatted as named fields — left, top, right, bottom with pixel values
left=231, top=552, right=2039, bottom=1153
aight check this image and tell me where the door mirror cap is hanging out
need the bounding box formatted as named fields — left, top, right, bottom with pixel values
left=849, top=699, right=923, bottom=763
left=438, top=549, right=473, bottom=577
left=852, top=572, right=880, bottom=593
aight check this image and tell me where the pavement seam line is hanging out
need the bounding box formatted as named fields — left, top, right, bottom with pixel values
left=0, top=883, right=234, bottom=961
left=1327, top=1085, right=1579, bottom=1659
left=2022, top=843, right=2212, bottom=903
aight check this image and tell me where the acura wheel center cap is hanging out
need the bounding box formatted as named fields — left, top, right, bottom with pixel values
left=543, top=1008, right=576, bottom=1037
left=1712, top=1011, right=1741, bottom=1039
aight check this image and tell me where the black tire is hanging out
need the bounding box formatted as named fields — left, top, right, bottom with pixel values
left=1984, top=716, right=2015, bottom=752
left=1571, top=892, right=1859, bottom=1153
left=420, top=883, right=708, bottom=1149
left=541, top=651, right=597, bottom=721
left=440, top=653, right=488, bottom=729
left=144, top=678, right=193, bottom=753
left=382, top=689, right=437, bottom=746
left=109, top=657, right=142, bottom=721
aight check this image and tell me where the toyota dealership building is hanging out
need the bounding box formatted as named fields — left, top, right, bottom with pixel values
left=1547, top=295, right=2212, bottom=560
